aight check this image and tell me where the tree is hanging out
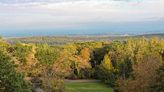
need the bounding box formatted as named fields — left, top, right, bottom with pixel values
left=35, top=44, right=59, bottom=65
left=80, top=48, right=91, bottom=60
left=116, top=54, right=162, bottom=92
left=12, top=42, right=32, bottom=64
left=0, top=51, right=31, bottom=92
left=101, top=54, right=114, bottom=71
left=94, top=65, right=116, bottom=87
left=94, top=54, right=116, bottom=86
left=0, top=39, right=10, bottom=53
left=117, top=58, right=133, bottom=80
left=150, top=63, right=164, bottom=92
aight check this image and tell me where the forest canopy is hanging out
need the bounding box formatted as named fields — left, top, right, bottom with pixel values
left=0, top=37, right=164, bottom=92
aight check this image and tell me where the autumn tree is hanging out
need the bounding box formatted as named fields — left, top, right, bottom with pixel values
left=0, top=51, right=31, bottom=92
left=94, top=54, right=116, bottom=86
left=80, top=47, right=91, bottom=60
left=117, top=54, right=162, bottom=92
left=101, top=54, right=114, bottom=71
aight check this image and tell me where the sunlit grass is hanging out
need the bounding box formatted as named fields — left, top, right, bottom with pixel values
left=65, top=81, right=113, bottom=92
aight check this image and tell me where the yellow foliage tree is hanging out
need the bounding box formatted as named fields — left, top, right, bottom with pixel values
left=80, top=48, right=91, bottom=60
left=101, top=54, right=114, bottom=71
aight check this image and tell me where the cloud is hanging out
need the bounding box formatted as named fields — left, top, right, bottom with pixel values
left=0, top=0, right=143, bottom=3
left=0, top=0, right=164, bottom=28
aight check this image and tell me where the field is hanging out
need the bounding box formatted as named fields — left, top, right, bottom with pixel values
left=65, top=80, right=114, bottom=92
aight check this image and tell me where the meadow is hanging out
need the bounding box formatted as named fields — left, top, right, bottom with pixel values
left=65, top=80, right=113, bottom=92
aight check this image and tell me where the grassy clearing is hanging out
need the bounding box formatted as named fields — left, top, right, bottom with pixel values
left=65, top=80, right=113, bottom=92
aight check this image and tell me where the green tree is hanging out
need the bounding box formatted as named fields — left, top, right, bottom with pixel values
left=94, top=54, right=116, bottom=86
left=94, top=65, right=116, bottom=87
left=12, top=42, right=32, bottom=63
left=0, top=39, right=10, bottom=53
left=0, top=51, right=31, bottom=92
left=117, top=58, right=133, bottom=80
left=35, top=44, right=59, bottom=65
left=150, top=63, right=164, bottom=92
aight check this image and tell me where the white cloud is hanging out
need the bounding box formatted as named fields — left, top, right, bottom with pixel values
left=0, top=0, right=164, bottom=28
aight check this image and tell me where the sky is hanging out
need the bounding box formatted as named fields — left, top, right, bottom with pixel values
left=0, top=0, right=164, bottom=36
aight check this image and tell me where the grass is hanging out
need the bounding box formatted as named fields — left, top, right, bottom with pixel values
left=65, top=81, right=114, bottom=92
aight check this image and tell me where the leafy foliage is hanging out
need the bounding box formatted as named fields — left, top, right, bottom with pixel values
left=101, top=54, right=114, bottom=71
left=0, top=51, right=31, bottom=92
left=116, top=54, right=162, bottom=92
left=11, top=42, right=32, bottom=63
left=0, top=37, right=164, bottom=92
left=35, top=44, right=59, bottom=65
left=150, top=63, right=164, bottom=92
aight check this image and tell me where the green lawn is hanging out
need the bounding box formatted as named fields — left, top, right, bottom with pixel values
left=65, top=81, right=113, bottom=92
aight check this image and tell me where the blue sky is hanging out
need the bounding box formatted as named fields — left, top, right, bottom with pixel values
left=0, top=0, right=164, bottom=36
